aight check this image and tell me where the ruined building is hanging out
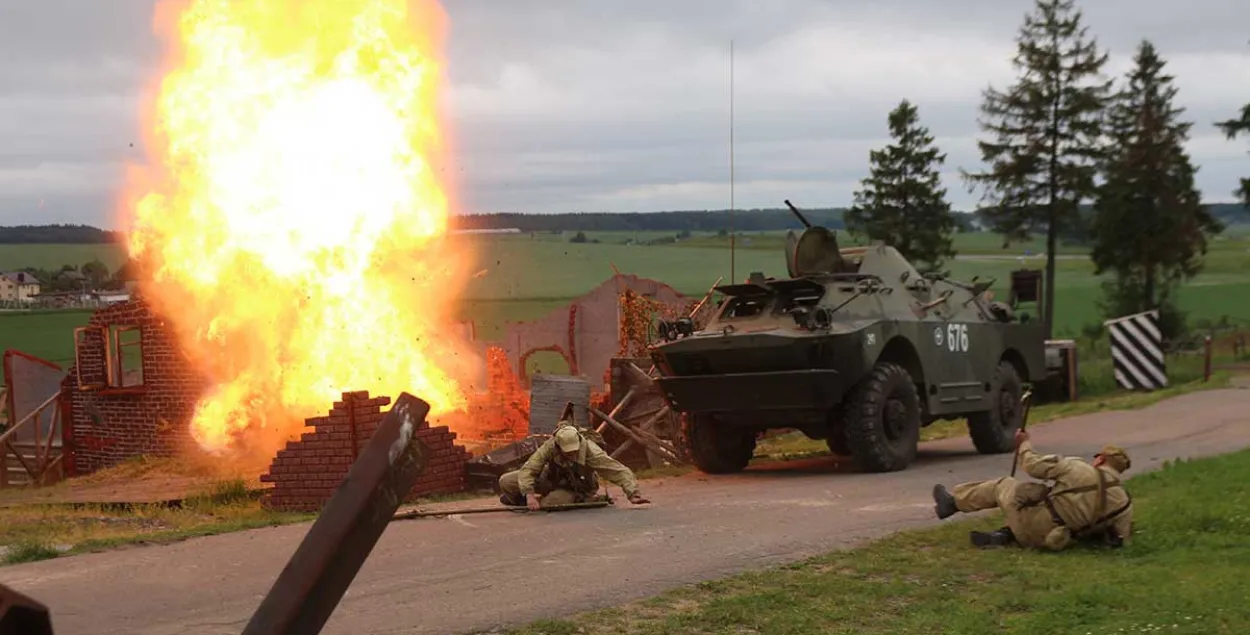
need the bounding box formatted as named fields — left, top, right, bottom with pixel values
left=62, top=298, right=209, bottom=475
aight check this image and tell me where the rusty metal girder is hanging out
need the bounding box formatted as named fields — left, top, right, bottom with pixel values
left=241, top=392, right=432, bottom=635
left=0, top=582, right=54, bottom=635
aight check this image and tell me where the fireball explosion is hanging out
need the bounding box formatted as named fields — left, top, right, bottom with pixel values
left=124, top=0, right=480, bottom=461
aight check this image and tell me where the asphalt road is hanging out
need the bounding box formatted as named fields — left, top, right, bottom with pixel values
left=4, top=386, right=1249, bottom=635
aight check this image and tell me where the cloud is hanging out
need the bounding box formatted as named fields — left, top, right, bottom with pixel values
left=1, top=0, right=1247, bottom=227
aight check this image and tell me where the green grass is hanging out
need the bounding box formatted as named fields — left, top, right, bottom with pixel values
left=0, top=476, right=315, bottom=565
left=0, top=243, right=126, bottom=271
left=509, top=448, right=1250, bottom=635
left=2, top=540, right=62, bottom=565
left=0, top=309, right=94, bottom=367
left=5, top=230, right=1250, bottom=367
left=455, top=230, right=1250, bottom=338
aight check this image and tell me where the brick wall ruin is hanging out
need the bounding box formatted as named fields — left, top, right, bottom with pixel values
left=438, top=346, right=530, bottom=455
left=497, top=274, right=691, bottom=390
left=62, top=298, right=208, bottom=475
left=23, top=272, right=694, bottom=502
left=260, top=391, right=472, bottom=512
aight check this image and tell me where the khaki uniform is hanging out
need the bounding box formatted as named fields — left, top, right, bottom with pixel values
left=499, top=422, right=641, bottom=508
left=951, top=440, right=1133, bottom=550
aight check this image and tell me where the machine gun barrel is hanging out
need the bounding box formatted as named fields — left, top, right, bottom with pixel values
left=1009, top=390, right=1034, bottom=477
left=784, top=199, right=812, bottom=229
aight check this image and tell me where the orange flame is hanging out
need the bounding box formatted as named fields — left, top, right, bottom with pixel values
left=124, top=0, right=480, bottom=460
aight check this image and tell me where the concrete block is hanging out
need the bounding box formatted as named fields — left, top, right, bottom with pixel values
left=528, top=373, right=591, bottom=434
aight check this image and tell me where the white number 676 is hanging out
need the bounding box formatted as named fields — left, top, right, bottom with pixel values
left=947, top=324, right=969, bottom=353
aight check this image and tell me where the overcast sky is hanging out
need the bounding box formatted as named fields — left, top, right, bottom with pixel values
left=1, top=0, right=1248, bottom=229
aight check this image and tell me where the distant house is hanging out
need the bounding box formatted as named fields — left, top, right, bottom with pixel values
left=0, top=272, right=41, bottom=303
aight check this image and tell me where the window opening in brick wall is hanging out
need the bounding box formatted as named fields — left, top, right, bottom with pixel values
left=524, top=350, right=571, bottom=377
left=73, top=326, right=109, bottom=389
left=110, top=325, right=144, bottom=387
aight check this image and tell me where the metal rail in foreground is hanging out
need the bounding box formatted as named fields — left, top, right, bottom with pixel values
left=0, top=391, right=616, bottom=635
left=0, top=583, right=53, bottom=635
left=240, top=392, right=432, bottom=635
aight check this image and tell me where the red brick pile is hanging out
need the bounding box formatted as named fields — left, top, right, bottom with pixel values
left=439, top=346, right=530, bottom=453
left=260, top=390, right=472, bottom=512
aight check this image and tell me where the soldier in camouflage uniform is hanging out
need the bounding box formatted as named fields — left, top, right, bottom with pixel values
left=931, top=429, right=1133, bottom=550
left=499, top=420, right=651, bottom=510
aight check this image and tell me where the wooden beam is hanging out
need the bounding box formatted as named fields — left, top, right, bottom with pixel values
left=596, top=387, right=637, bottom=435
left=587, top=405, right=682, bottom=464
left=626, top=362, right=658, bottom=386
left=688, top=275, right=724, bottom=319
left=34, top=454, right=63, bottom=487
left=617, top=406, right=664, bottom=425
left=0, top=392, right=59, bottom=449
left=4, top=441, right=35, bottom=481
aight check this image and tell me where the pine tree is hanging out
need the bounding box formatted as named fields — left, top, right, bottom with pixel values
left=1090, top=40, right=1224, bottom=340
left=844, top=99, right=957, bottom=272
left=961, top=0, right=1113, bottom=337
left=1216, top=80, right=1250, bottom=208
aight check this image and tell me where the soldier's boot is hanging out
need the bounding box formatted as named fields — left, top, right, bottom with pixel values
left=970, top=527, right=1016, bottom=548
left=932, top=484, right=958, bottom=520
left=499, top=492, right=526, bottom=507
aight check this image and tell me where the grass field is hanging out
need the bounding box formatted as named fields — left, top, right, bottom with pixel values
left=511, top=447, right=1250, bottom=635
left=3, top=228, right=1250, bottom=370
left=0, top=243, right=129, bottom=271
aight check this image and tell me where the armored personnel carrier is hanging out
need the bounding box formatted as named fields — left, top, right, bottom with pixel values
left=648, top=201, right=1048, bottom=474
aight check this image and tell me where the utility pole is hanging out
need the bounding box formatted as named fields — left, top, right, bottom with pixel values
left=729, top=39, right=736, bottom=284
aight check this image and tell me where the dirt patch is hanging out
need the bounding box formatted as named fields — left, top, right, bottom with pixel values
left=0, top=455, right=265, bottom=508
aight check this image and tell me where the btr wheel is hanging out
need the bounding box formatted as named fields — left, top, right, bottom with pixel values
left=825, top=427, right=852, bottom=457
left=825, top=411, right=852, bottom=456
left=842, top=362, right=921, bottom=472
left=676, top=413, right=757, bottom=474
left=966, top=360, right=1023, bottom=454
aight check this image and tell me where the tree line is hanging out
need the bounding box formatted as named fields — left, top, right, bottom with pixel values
left=4, top=203, right=1245, bottom=246
left=841, top=0, right=1249, bottom=340
left=0, top=224, right=123, bottom=244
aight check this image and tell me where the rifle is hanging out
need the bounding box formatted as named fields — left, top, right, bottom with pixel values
left=392, top=499, right=612, bottom=520
left=1009, top=389, right=1034, bottom=478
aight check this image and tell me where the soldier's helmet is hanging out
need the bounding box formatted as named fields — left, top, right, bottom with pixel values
left=1096, top=445, right=1131, bottom=472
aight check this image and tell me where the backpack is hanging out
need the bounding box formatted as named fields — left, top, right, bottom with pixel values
left=554, top=419, right=606, bottom=448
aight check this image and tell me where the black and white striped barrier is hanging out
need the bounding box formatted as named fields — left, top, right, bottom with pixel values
left=1104, top=309, right=1167, bottom=391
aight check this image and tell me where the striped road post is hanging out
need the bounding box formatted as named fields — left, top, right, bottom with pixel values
left=1103, top=309, right=1167, bottom=391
